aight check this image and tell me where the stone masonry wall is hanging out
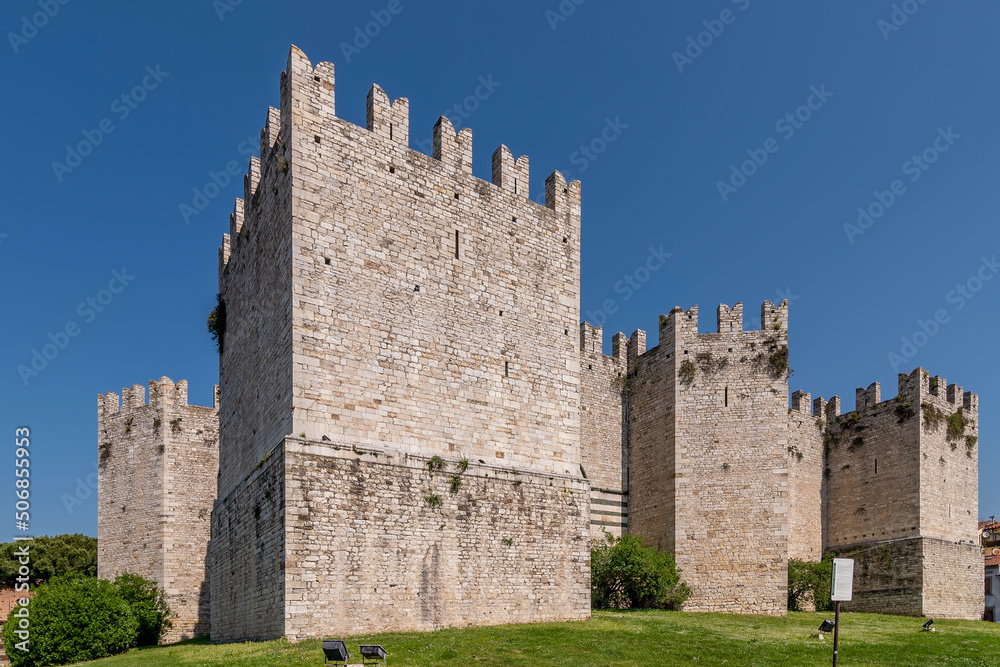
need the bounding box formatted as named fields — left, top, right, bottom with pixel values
left=786, top=391, right=824, bottom=561
left=282, top=439, right=591, bottom=639
left=822, top=368, right=980, bottom=619
left=217, top=100, right=294, bottom=499
left=628, top=302, right=790, bottom=615
left=579, top=323, right=627, bottom=538
left=281, top=46, right=582, bottom=475
left=209, top=443, right=285, bottom=642
left=839, top=538, right=924, bottom=616
left=98, top=378, right=218, bottom=642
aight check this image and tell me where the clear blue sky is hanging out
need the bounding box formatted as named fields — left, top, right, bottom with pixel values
left=1, top=0, right=998, bottom=537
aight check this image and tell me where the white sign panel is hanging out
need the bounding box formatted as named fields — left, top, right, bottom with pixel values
left=831, top=558, right=855, bottom=602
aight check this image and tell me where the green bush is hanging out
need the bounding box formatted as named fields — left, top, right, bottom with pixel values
left=787, top=552, right=834, bottom=612
left=591, top=532, right=691, bottom=610
left=113, top=573, right=172, bottom=646
left=2, top=576, right=138, bottom=666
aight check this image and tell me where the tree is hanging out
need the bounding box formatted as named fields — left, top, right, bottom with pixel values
left=0, top=535, right=96, bottom=582
left=591, top=532, right=691, bottom=610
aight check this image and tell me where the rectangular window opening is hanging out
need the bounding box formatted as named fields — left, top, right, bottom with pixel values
left=454, top=231, right=460, bottom=259
left=504, top=361, right=509, bottom=378
left=875, top=458, right=878, bottom=474
left=389, top=124, right=394, bottom=141
left=724, top=387, right=728, bottom=408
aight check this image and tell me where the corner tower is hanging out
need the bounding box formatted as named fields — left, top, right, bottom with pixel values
left=96, top=378, right=219, bottom=642
left=211, top=46, right=589, bottom=641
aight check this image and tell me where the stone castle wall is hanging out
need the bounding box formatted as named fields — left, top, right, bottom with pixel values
left=579, top=324, right=627, bottom=538
left=819, top=369, right=980, bottom=619
left=211, top=45, right=591, bottom=639
left=624, top=302, right=790, bottom=615
left=97, top=378, right=218, bottom=641
left=786, top=391, right=824, bottom=561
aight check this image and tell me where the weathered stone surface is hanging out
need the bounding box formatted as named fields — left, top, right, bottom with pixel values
left=97, top=378, right=218, bottom=642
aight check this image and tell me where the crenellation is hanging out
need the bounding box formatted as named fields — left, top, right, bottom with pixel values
left=947, top=383, right=962, bottom=404
left=491, top=144, right=530, bottom=196
left=791, top=390, right=812, bottom=414
left=261, top=105, right=281, bottom=156
left=826, top=396, right=841, bottom=419
left=813, top=397, right=827, bottom=419
left=580, top=322, right=602, bottom=354
left=432, top=115, right=473, bottom=175
left=544, top=170, right=581, bottom=215
left=627, top=329, right=647, bottom=366
left=856, top=382, right=880, bottom=411
left=929, top=374, right=945, bottom=396
left=963, top=390, right=978, bottom=413
left=716, top=302, right=743, bottom=333
left=243, top=156, right=261, bottom=205
left=230, top=198, right=244, bottom=237
left=366, top=84, right=409, bottom=146
left=760, top=299, right=788, bottom=332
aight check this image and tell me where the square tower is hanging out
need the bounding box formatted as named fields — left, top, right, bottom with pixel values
left=96, top=378, right=219, bottom=642
left=210, top=46, right=589, bottom=641
left=625, top=301, right=791, bottom=615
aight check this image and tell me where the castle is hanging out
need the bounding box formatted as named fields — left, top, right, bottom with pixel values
left=96, top=46, right=982, bottom=643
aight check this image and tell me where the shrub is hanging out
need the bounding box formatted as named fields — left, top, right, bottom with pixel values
left=591, top=532, right=690, bottom=610
left=206, top=293, right=226, bottom=354
left=114, top=573, right=172, bottom=646
left=2, top=576, right=138, bottom=666
left=787, top=553, right=834, bottom=612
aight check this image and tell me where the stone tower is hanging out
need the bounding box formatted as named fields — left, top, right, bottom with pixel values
left=96, top=377, right=219, bottom=642
left=817, top=369, right=981, bottom=618
left=209, top=45, right=590, bottom=641
left=623, top=302, right=791, bottom=615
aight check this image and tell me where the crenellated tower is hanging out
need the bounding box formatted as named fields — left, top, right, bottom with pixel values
left=211, top=45, right=588, bottom=642
left=96, top=377, right=219, bottom=642
left=805, top=367, right=981, bottom=618
left=617, top=301, right=792, bottom=615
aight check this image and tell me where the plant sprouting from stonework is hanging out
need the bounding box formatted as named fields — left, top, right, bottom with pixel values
left=449, top=475, right=463, bottom=496
left=170, top=418, right=182, bottom=434
left=99, top=442, right=112, bottom=465
left=678, top=360, right=696, bottom=386
left=207, top=293, right=227, bottom=354
left=695, top=352, right=729, bottom=374
left=767, top=345, right=790, bottom=379
left=501, top=537, right=514, bottom=547
left=424, top=494, right=442, bottom=508
left=457, top=457, right=469, bottom=473
left=921, top=402, right=944, bottom=431
left=613, top=373, right=633, bottom=394
left=946, top=407, right=968, bottom=442
left=428, top=456, right=445, bottom=471
left=153, top=418, right=161, bottom=434
left=252, top=504, right=261, bottom=520
left=894, top=401, right=914, bottom=424
left=966, top=435, right=978, bottom=458
left=123, top=416, right=134, bottom=433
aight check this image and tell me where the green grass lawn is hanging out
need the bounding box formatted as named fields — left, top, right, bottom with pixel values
left=77, top=611, right=1000, bottom=666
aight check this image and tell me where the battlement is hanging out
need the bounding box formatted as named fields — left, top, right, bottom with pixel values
left=98, top=377, right=218, bottom=422
left=580, top=322, right=626, bottom=364
left=219, top=45, right=581, bottom=273
left=790, top=390, right=812, bottom=415
left=655, top=301, right=789, bottom=342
